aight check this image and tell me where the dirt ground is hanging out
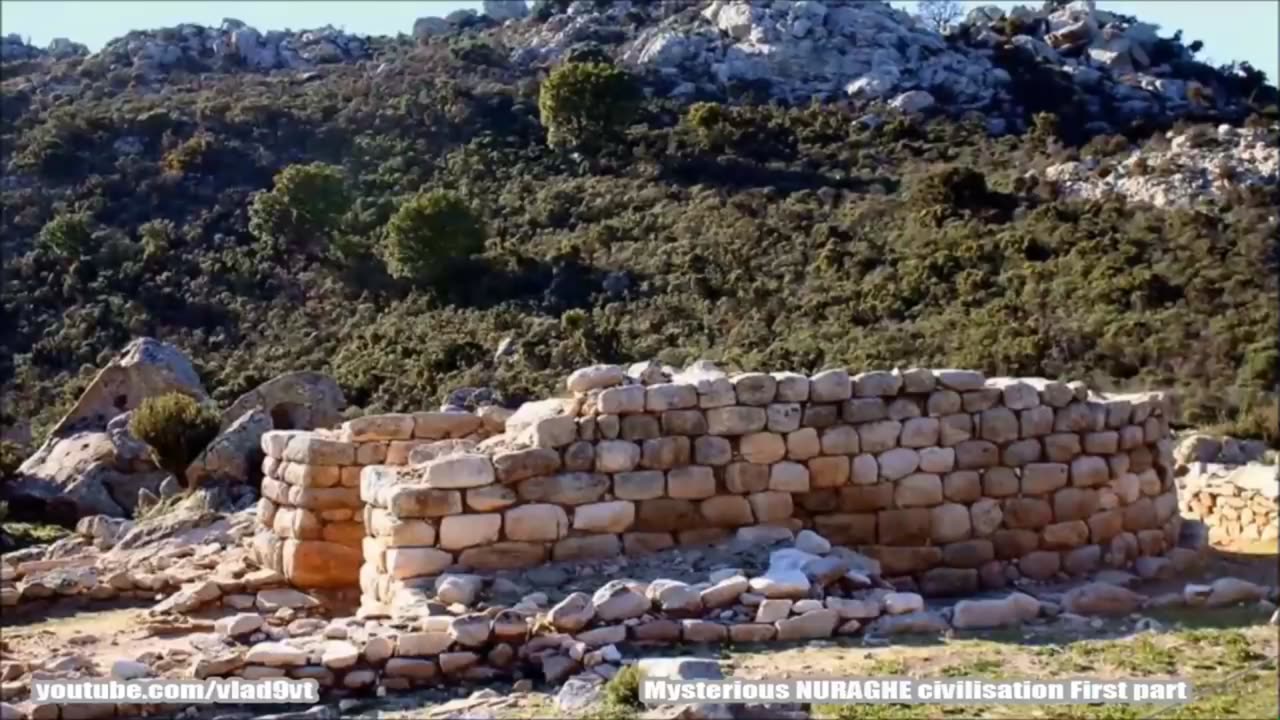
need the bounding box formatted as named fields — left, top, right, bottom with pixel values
left=3, top=544, right=1276, bottom=720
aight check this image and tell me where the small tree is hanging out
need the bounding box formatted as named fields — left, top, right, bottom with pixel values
left=128, top=393, right=220, bottom=481
left=248, top=163, right=351, bottom=254
left=37, top=212, right=94, bottom=257
left=381, top=190, right=486, bottom=287
left=538, top=61, right=640, bottom=152
left=917, top=0, right=963, bottom=32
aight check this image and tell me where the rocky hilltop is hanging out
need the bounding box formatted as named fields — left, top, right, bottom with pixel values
left=4, top=1, right=1274, bottom=135
left=0, top=0, right=1275, bottom=483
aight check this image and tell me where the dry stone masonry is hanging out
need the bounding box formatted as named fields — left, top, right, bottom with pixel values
left=1174, top=434, right=1279, bottom=545
left=248, top=363, right=1182, bottom=609
left=253, top=412, right=500, bottom=588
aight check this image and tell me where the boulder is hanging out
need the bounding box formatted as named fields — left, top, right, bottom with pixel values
left=950, top=593, right=1040, bottom=629
left=222, top=371, right=345, bottom=431
left=186, top=409, right=272, bottom=487
left=1061, top=582, right=1145, bottom=616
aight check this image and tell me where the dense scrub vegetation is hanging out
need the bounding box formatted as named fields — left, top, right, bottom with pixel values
left=1, top=39, right=1276, bottom=447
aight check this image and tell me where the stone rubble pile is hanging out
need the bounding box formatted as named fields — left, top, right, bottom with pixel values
left=253, top=411, right=501, bottom=589
left=0, top=507, right=262, bottom=611
left=1044, top=124, right=1279, bottom=208
left=1174, top=434, right=1279, bottom=545
left=502, top=0, right=1257, bottom=133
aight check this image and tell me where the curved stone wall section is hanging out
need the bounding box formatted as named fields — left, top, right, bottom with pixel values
left=252, top=411, right=498, bottom=588
left=317, top=365, right=1180, bottom=613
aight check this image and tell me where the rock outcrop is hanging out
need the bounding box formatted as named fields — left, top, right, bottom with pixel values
left=222, top=371, right=346, bottom=431
left=1044, top=124, right=1278, bottom=208
left=8, top=338, right=204, bottom=519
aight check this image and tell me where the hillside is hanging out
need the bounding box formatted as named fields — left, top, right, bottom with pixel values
left=1, top=0, right=1277, bottom=449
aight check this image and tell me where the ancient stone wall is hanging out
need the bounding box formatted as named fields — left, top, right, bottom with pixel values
left=250, top=366, right=1183, bottom=611
left=253, top=411, right=498, bottom=588
left=1179, top=463, right=1279, bottom=545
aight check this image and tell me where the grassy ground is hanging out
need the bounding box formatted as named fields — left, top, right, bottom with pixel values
left=462, top=614, right=1277, bottom=720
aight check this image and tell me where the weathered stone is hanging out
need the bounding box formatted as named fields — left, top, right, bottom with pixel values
left=769, top=462, right=810, bottom=493
left=951, top=592, right=1040, bottom=629
left=646, top=384, right=698, bottom=412
left=894, top=473, right=942, bottom=507
left=858, top=420, right=902, bottom=454
left=1017, top=551, right=1061, bottom=581
left=592, top=581, right=650, bottom=621
left=747, top=491, right=793, bottom=523
left=775, top=609, right=839, bottom=640
left=669, top=465, right=717, bottom=499
left=878, top=508, right=930, bottom=545
left=700, top=496, right=755, bottom=527
left=504, top=504, right=570, bottom=542
left=919, top=567, right=979, bottom=596
left=663, top=409, right=708, bottom=436
left=808, top=456, right=850, bottom=488
left=385, top=548, right=453, bottom=579
left=458, top=542, right=546, bottom=570
left=597, top=385, right=646, bottom=415
left=438, top=514, right=501, bottom=550
left=636, top=498, right=701, bottom=532
left=553, top=534, right=622, bottom=561
left=930, top=503, right=972, bottom=543
left=1062, top=582, right=1145, bottom=616
left=879, top=448, right=920, bottom=480
left=574, top=501, right=636, bottom=533
left=518, top=473, right=609, bottom=505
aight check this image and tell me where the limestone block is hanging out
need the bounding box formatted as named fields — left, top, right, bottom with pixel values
left=283, top=539, right=363, bottom=588
left=810, top=369, right=852, bottom=403
left=700, top=496, right=755, bottom=526
left=732, top=373, right=777, bottom=405
left=807, top=456, right=850, bottom=488
left=422, top=454, right=495, bottom=489
left=284, top=436, right=356, bottom=466
left=724, top=462, right=769, bottom=494
left=878, top=448, right=920, bottom=480
left=850, top=454, right=878, bottom=485
left=942, top=470, right=980, bottom=502
left=574, top=501, right=636, bottom=534
left=980, top=408, right=1019, bottom=444
left=504, top=504, right=570, bottom=542
left=598, top=385, right=646, bottom=415
left=894, top=473, right=942, bottom=507
left=930, top=503, right=972, bottom=543
left=413, top=411, right=483, bottom=439
left=668, top=465, right=717, bottom=499
left=772, top=372, right=810, bottom=402
left=553, top=534, right=622, bottom=562
left=594, top=440, right=640, bottom=473
left=858, top=420, right=902, bottom=453
left=492, top=448, right=561, bottom=484
left=853, top=371, right=902, bottom=397
left=342, top=414, right=415, bottom=442
left=662, top=409, right=708, bottom=436
left=694, top=435, right=732, bottom=465
left=740, top=432, right=786, bottom=464
left=438, top=514, right=501, bottom=550
left=614, top=470, right=666, bottom=500
left=786, top=428, right=821, bottom=459
left=517, top=473, right=609, bottom=505
left=645, top=384, right=697, bottom=411
left=747, top=491, right=793, bottom=523
left=641, top=436, right=691, bottom=469
left=766, top=403, right=802, bottom=433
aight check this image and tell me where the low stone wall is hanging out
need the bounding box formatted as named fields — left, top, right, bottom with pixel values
left=264, top=365, right=1187, bottom=612
left=252, top=412, right=497, bottom=588
left=1178, top=463, right=1279, bottom=545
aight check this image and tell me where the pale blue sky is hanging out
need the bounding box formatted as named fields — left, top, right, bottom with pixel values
left=2, top=1, right=1276, bottom=81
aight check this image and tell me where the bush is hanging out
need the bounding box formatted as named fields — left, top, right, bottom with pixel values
left=603, top=664, right=642, bottom=708
left=381, top=190, right=486, bottom=286
left=0, top=441, right=24, bottom=483
left=248, top=163, right=352, bottom=254
left=38, top=212, right=94, bottom=257
left=128, top=392, right=221, bottom=480
left=538, top=61, right=640, bottom=152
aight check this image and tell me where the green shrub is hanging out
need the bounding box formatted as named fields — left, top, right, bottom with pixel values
left=0, top=441, right=24, bottom=483
left=128, top=393, right=221, bottom=479
left=38, top=212, right=94, bottom=257
left=249, top=163, right=352, bottom=254
left=603, top=664, right=642, bottom=708
left=381, top=190, right=486, bottom=286
left=538, top=61, right=640, bottom=152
